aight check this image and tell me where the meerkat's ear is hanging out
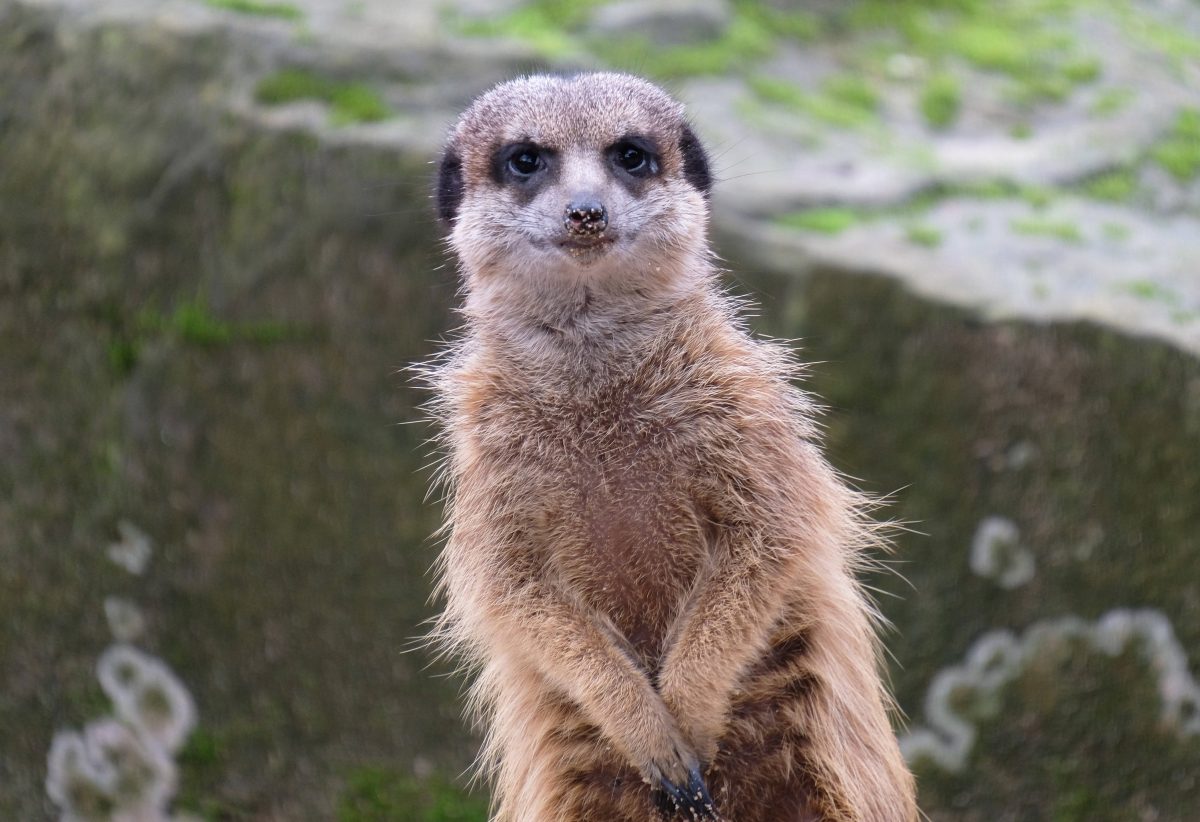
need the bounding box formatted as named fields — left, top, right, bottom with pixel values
left=435, top=146, right=464, bottom=226
left=679, top=123, right=712, bottom=197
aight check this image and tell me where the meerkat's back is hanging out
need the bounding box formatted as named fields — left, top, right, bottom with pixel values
left=425, top=72, right=917, bottom=822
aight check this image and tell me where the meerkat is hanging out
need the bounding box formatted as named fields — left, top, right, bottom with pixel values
left=424, top=72, right=917, bottom=822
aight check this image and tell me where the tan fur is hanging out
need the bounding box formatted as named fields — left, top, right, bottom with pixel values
left=424, top=73, right=917, bottom=821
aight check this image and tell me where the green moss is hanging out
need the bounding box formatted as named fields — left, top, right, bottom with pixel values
left=337, top=769, right=487, bottom=822
left=958, top=179, right=1015, bottom=199
left=451, top=0, right=600, bottom=53
left=456, top=4, right=582, bottom=58
left=106, top=338, right=139, bottom=376
left=748, top=75, right=803, bottom=107
left=455, top=0, right=798, bottom=76
left=464, top=0, right=777, bottom=73
left=905, top=224, right=944, bottom=247
left=1089, top=88, right=1133, bottom=117
left=255, top=69, right=390, bottom=125
left=778, top=208, right=863, bottom=235
left=807, top=81, right=881, bottom=128
left=1012, top=74, right=1075, bottom=104
left=1118, top=280, right=1180, bottom=305
left=171, top=299, right=233, bottom=345
left=594, top=13, right=773, bottom=79
left=847, top=1, right=1102, bottom=109
left=179, top=729, right=223, bottom=770
left=845, top=1, right=943, bottom=39
left=1115, top=3, right=1200, bottom=65
left=1152, top=143, right=1200, bottom=182
left=1062, top=56, right=1101, bottom=84
left=1011, top=216, right=1083, bottom=243
left=942, top=18, right=1090, bottom=104
left=1101, top=222, right=1131, bottom=241
left=327, top=85, right=390, bottom=125
left=769, top=179, right=1064, bottom=239
left=920, top=73, right=962, bottom=130
left=1019, top=186, right=1055, bottom=208
left=507, top=0, right=598, bottom=29
left=943, top=179, right=1054, bottom=207
left=203, top=0, right=302, bottom=20
left=749, top=73, right=880, bottom=129
left=63, top=680, right=113, bottom=721
left=799, top=95, right=872, bottom=129
left=948, top=21, right=1031, bottom=73
left=254, top=69, right=335, bottom=104
left=137, top=298, right=303, bottom=347
left=1150, top=109, right=1200, bottom=182
left=1081, top=168, right=1138, bottom=202
left=173, top=730, right=230, bottom=819
left=737, top=1, right=822, bottom=42
left=825, top=75, right=879, bottom=113
left=1010, top=122, right=1033, bottom=139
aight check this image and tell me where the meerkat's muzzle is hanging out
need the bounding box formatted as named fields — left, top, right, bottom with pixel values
left=564, top=200, right=608, bottom=237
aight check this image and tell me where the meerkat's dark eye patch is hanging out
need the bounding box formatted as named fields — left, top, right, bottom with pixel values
left=607, top=137, right=661, bottom=179
left=435, top=148, right=464, bottom=226
left=493, top=142, right=554, bottom=185
left=679, top=124, right=712, bottom=197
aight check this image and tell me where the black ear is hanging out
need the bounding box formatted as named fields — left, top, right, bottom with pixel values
left=679, top=123, right=712, bottom=198
left=435, top=148, right=464, bottom=225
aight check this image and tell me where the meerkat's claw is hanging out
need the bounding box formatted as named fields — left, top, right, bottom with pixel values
left=685, top=765, right=719, bottom=819
left=656, top=776, right=696, bottom=818
left=658, top=766, right=719, bottom=820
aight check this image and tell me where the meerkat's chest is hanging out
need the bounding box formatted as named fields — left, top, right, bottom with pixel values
left=543, top=425, right=710, bottom=660
left=466, top=368, right=720, bottom=657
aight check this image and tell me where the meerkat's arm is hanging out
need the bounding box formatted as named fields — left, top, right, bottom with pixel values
left=657, top=522, right=790, bottom=754
left=440, top=467, right=707, bottom=795
left=658, top=422, right=910, bottom=817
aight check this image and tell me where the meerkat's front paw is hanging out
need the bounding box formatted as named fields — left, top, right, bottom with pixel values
left=641, top=736, right=698, bottom=789
left=634, top=722, right=718, bottom=818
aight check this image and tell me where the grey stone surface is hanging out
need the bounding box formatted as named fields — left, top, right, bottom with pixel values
left=589, top=0, right=732, bottom=46
left=719, top=193, right=1200, bottom=357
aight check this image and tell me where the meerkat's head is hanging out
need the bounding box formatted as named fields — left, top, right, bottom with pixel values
left=436, top=73, right=712, bottom=304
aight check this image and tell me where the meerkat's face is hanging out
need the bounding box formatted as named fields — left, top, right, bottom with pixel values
left=436, top=73, right=712, bottom=290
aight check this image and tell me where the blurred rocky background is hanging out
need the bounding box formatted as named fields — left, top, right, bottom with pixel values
left=2, top=0, right=1199, bottom=819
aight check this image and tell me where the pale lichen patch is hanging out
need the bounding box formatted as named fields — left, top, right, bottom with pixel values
left=901, top=609, right=1200, bottom=772
left=969, top=515, right=1035, bottom=589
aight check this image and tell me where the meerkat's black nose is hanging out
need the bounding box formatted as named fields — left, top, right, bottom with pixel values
left=564, top=201, right=608, bottom=236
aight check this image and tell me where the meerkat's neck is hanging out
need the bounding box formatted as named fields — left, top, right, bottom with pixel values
left=462, top=249, right=719, bottom=364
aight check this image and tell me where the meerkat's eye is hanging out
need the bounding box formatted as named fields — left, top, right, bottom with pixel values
left=493, top=143, right=554, bottom=185
left=492, top=143, right=549, bottom=183
left=616, top=145, right=645, bottom=171
left=508, top=148, right=542, bottom=176
left=608, top=138, right=660, bottom=179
